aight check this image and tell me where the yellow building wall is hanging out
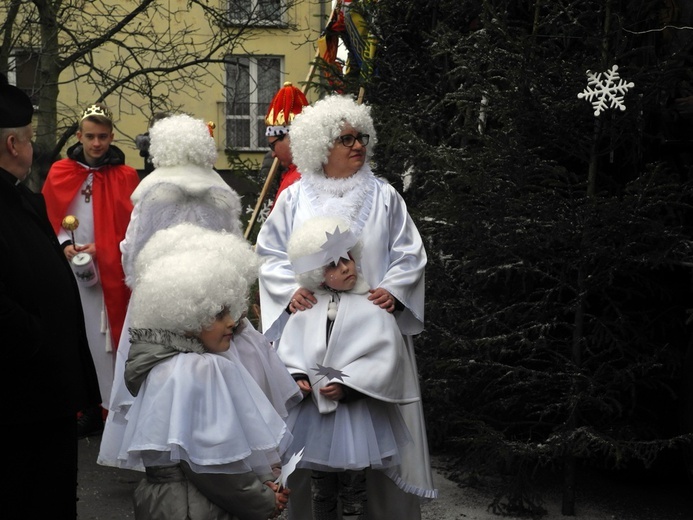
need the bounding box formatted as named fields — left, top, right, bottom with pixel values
left=54, top=0, right=326, bottom=172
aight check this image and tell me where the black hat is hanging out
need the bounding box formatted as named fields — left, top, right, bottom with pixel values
left=0, top=75, right=34, bottom=128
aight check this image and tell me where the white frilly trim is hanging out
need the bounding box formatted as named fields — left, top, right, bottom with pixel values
left=300, top=165, right=375, bottom=239
left=384, top=470, right=439, bottom=500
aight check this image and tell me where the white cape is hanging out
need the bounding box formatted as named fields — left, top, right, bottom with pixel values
left=115, top=348, right=291, bottom=476
left=278, top=288, right=420, bottom=414
left=99, top=318, right=302, bottom=469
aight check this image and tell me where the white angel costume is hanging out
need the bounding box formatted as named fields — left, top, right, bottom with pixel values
left=101, top=221, right=297, bottom=519
left=278, top=274, right=421, bottom=471
left=256, top=167, right=435, bottom=498
left=118, top=329, right=291, bottom=520
left=99, top=114, right=301, bottom=469
left=118, top=329, right=291, bottom=474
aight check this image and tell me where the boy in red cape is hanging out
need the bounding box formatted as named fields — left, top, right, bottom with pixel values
left=42, top=103, right=139, bottom=437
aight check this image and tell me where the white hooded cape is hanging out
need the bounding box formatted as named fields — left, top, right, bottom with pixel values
left=278, top=285, right=420, bottom=414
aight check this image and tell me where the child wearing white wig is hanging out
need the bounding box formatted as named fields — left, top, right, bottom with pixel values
left=277, top=216, right=421, bottom=520
left=120, top=112, right=243, bottom=287
left=105, top=112, right=242, bottom=433
left=114, top=223, right=294, bottom=520
left=99, top=115, right=301, bottom=469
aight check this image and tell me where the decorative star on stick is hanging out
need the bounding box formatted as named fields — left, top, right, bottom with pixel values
left=275, top=447, right=305, bottom=488
left=310, top=364, right=348, bottom=388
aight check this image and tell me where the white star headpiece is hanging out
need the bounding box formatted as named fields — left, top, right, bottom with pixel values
left=291, top=225, right=359, bottom=275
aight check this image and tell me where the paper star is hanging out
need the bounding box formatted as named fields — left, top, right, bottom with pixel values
left=275, top=447, right=305, bottom=488
left=321, top=226, right=357, bottom=265
left=312, top=363, right=348, bottom=383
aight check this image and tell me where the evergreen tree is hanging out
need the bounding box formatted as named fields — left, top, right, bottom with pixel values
left=365, top=0, right=693, bottom=514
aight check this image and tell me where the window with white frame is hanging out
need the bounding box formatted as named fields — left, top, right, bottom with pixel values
left=227, top=0, right=285, bottom=25
left=225, top=56, right=282, bottom=151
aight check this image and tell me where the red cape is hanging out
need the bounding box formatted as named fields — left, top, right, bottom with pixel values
left=42, top=158, right=139, bottom=348
left=271, top=163, right=301, bottom=211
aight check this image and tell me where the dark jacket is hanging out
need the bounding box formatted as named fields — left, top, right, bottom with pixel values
left=0, top=168, right=101, bottom=424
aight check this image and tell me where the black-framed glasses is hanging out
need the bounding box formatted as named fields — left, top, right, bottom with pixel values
left=337, top=133, right=370, bottom=147
left=268, top=133, right=287, bottom=151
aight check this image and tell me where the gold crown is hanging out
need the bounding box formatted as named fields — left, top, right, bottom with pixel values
left=81, top=104, right=113, bottom=121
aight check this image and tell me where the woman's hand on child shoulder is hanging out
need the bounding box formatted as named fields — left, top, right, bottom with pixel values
left=289, top=288, right=317, bottom=313
left=263, top=480, right=290, bottom=518
left=368, top=287, right=397, bottom=313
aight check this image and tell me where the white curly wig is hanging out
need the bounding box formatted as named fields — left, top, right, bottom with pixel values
left=131, top=222, right=256, bottom=284
left=148, top=113, right=217, bottom=169
left=289, top=94, right=377, bottom=176
left=130, top=223, right=260, bottom=333
left=288, top=216, right=363, bottom=291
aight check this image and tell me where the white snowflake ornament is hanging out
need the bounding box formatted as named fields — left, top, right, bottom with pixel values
left=577, top=65, right=634, bottom=117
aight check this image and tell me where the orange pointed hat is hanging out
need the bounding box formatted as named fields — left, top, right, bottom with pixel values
left=265, top=81, right=309, bottom=137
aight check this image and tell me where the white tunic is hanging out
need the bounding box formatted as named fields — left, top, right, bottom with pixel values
left=279, top=287, right=420, bottom=413
left=58, top=172, right=114, bottom=407
left=257, top=166, right=426, bottom=342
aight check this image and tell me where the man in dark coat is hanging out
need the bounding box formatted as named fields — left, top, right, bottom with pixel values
left=0, top=77, right=101, bottom=517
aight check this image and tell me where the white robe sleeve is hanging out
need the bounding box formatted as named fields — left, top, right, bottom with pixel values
left=359, top=183, right=427, bottom=335
left=255, top=187, right=302, bottom=341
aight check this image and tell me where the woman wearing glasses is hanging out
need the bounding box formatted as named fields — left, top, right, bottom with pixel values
left=255, top=94, right=436, bottom=520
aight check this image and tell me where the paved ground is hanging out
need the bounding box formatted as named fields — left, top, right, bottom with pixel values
left=76, top=435, right=466, bottom=519
left=78, top=435, right=139, bottom=519
left=77, top=435, right=693, bottom=520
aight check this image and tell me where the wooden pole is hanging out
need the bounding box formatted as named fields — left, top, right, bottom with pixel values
left=244, top=158, right=280, bottom=240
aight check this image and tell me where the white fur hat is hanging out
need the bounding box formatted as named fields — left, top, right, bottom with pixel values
left=289, top=94, right=377, bottom=176
left=130, top=223, right=260, bottom=333
left=288, top=216, right=362, bottom=291
left=149, top=113, right=217, bottom=169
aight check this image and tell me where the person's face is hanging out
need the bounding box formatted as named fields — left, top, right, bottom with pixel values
left=197, top=308, right=237, bottom=353
left=268, top=132, right=292, bottom=168
left=77, top=120, right=114, bottom=166
left=323, top=124, right=367, bottom=179
left=12, top=125, right=34, bottom=181
left=323, top=256, right=357, bottom=292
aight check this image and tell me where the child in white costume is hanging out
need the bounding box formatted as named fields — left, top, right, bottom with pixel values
left=99, top=114, right=300, bottom=467
left=114, top=223, right=292, bottom=520
left=278, top=216, right=421, bottom=519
